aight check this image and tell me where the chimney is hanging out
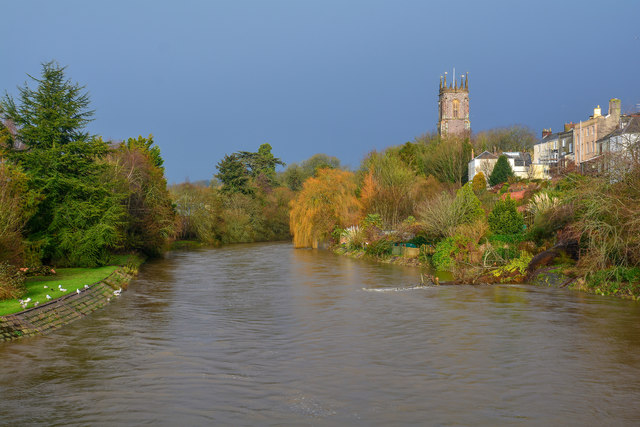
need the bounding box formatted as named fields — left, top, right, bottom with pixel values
left=609, top=98, right=621, bottom=117
left=564, top=122, right=576, bottom=132
left=542, top=128, right=553, bottom=138
left=593, top=105, right=602, bottom=117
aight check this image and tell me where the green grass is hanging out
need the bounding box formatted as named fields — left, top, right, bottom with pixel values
left=0, top=266, right=118, bottom=316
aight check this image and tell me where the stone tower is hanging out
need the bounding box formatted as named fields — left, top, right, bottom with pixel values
left=438, top=71, right=470, bottom=137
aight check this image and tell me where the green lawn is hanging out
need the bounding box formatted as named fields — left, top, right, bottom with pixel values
left=0, top=266, right=118, bottom=317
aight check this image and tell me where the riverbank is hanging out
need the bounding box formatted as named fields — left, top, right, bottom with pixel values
left=333, top=245, right=640, bottom=301
left=0, top=254, right=144, bottom=341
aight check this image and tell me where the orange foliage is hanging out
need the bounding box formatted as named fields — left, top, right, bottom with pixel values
left=359, top=169, right=379, bottom=216
left=289, top=168, right=360, bottom=248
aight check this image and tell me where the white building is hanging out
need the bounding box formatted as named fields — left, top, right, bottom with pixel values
left=468, top=151, right=538, bottom=182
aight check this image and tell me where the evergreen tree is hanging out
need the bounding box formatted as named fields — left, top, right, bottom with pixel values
left=216, top=153, right=252, bottom=195
left=489, top=155, right=514, bottom=186
left=1, top=61, right=94, bottom=150
left=488, top=196, right=524, bottom=234
left=238, top=143, right=285, bottom=184
left=1, top=62, right=124, bottom=266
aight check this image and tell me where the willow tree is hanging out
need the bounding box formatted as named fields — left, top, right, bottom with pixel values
left=289, top=168, right=360, bottom=248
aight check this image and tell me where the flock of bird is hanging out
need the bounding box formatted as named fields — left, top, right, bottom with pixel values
left=17, top=283, right=123, bottom=310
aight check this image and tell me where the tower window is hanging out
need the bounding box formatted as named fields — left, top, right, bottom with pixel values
left=452, top=99, right=460, bottom=118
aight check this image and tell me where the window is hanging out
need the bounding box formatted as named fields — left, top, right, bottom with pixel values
left=452, top=99, right=460, bottom=118
left=562, top=139, right=565, bottom=147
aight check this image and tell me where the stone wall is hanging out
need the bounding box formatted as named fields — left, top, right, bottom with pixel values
left=0, top=269, right=132, bottom=342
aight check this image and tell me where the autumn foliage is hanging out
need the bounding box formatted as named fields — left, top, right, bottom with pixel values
left=289, top=168, right=360, bottom=248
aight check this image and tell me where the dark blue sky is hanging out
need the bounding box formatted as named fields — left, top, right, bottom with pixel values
left=2, top=0, right=639, bottom=183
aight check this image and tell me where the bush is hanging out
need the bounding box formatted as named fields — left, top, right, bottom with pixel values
left=431, top=235, right=472, bottom=271
left=455, top=183, right=485, bottom=223
left=488, top=233, right=529, bottom=245
left=417, top=184, right=484, bottom=239
left=365, top=238, right=394, bottom=257
left=488, top=196, right=524, bottom=234
left=341, top=226, right=366, bottom=250
left=472, top=171, right=487, bottom=193
left=0, top=262, right=26, bottom=300
left=491, top=251, right=533, bottom=282
left=585, top=267, right=640, bottom=297
left=362, top=213, right=383, bottom=230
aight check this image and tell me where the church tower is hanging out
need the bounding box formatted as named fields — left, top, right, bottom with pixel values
left=437, top=70, right=470, bottom=137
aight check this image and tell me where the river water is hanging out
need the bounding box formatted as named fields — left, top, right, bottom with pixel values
left=2, top=242, right=640, bottom=425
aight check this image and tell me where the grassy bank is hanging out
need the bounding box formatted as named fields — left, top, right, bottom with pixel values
left=0, top=254, right=144, bottom=317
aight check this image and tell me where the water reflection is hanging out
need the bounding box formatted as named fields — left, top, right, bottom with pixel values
left=1, top=242, right=640, bottom=425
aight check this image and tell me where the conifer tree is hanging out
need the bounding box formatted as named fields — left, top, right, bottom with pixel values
left=1, top=61, right=124, bottom=267
left=489, top=155, right=514, bottom=186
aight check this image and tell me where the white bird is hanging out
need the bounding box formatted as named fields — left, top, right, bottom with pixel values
left=43, top=285, right=48, bottom=289
left=46, top=294, right=52, bottom=300
left=35, top=302, right=39, bottom=307
left=59, top=288, right=67, bottom=292
left=25, top=298, right=31, bottom=303
left=113, top=288, right=122, bottom=296
left=76, top=289, right=80, bottom=294
left=84, top=284, right=89, bottom=289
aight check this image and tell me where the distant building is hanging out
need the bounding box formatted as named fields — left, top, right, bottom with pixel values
left=533, top=98, right=621, bottom=177
left=594, top=114, right=640, bottom=179
left=468, top=151, right=537, bottom=182
left=532, top=128, right=574, bottom=178
left=573, top=99, right=621, bottom=172
left=437, top=71, right=470, bottom=138
left=468, top=150, right=497, bottom=181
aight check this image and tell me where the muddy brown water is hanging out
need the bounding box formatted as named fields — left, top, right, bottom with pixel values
left=2, top=242, right=640, bottom=425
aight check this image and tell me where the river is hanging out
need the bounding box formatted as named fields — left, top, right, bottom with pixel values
left=2, top=242, right=640, bottom=425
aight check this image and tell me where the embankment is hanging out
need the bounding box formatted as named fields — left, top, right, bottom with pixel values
left=0, top=268, right=134, bottom=342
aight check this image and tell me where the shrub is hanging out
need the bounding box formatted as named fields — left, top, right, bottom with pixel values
left=488, top=196, right=524, bottom=234
left=0, top=262, right=26, bottom=300
left=341, top=226, right=365, bottom=250
left=362, top=213, right=383, bottom=230
left=584, top=266, right=640, bottom=297
left=455, top=183, right=485, bottom=224
left=489, top=155, right=515, bottom=186
left=452, top=219, right=488, bottom=246
left=431, top=235, right=472, bottom=271
left=0, top=164, right=36, bottom=265
left=527, top=192, right=559, bottom=218
left=488, top=233, right=529, bottom=245
left=472, top=171, right=487, bottom=193
left=417, top=184, right=484, bottom=239
left=491, top=251, right=533, bottom=282
left=365, top=238, right=394, bottom=257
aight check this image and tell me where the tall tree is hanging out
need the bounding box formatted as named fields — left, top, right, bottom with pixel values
left=1, top=61, right=94, bottom=150
left=238, top=143, right=285, bottom=184
left=359, top=151, right=419, bottom=228
left=1, top=62, right=124, bottom=266
left=107, top=135, right=176, bottom=256
left=421, top=136, right=473, bottom=185
left=216, top=153, right=252, bottom=195
left=289, top=168, right=360, bottom=248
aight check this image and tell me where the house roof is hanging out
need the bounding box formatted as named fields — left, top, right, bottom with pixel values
left=502, top=151, right=532, bottom=166
left=535, top=129, right=573, bottom=145
left=596, top=115, right=640, bottom=143
left=473, top=151, right=498, bottom=160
